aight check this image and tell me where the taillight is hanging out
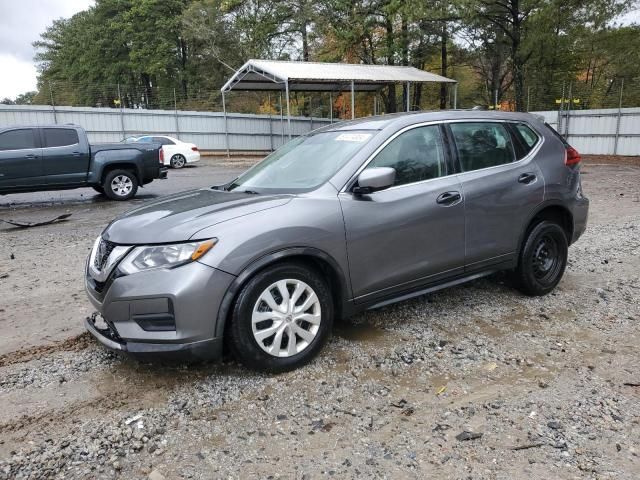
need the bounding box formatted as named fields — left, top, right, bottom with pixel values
left=191, top=146, right=198, bottom=152
left=565, top=146, right=581, bottom=166
left=159, top=148, right=164, bottom=164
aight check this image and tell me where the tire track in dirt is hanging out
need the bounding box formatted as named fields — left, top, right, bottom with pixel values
left=0, top=332, right=93, bottom=368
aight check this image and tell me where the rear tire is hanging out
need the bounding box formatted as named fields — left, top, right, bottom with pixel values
left=170, top=154, right=186, bottom=168
left=513, top=221, right=568, bottom=296
left=103, top=169, right=138, bottom=201
left=228, top=262, right=334, bottom=372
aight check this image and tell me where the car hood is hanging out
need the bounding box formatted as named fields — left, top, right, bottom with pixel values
left=102, top=188, right=293, bottom=244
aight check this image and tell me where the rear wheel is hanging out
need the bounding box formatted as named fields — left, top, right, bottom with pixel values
left=170, top=154, right=186, bottom=168
left=103, top=169, right=138, bottom=201
left=513, top=221, right=568, bottom=296
left=228, top=262, right=333, bottom=372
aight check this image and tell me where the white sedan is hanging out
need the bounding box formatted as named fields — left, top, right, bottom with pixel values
left=127, top=135, right=200, bottom=168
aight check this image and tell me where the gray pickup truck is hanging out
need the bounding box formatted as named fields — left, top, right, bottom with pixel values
left=0, top=125, right=167, bottom=200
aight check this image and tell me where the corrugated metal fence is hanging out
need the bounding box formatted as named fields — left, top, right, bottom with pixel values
left=532, top=107, right=640, bottom=156
left=0, top=104, right=332, bottom=152
left=1, top=104, right=639, bottom=155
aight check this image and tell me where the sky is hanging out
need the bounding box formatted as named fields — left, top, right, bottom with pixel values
left=0, top=0, right=94, bottom=99
left=0, top=0, right=638, bottom=100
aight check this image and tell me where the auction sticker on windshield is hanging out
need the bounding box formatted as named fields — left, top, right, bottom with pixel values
left=335, top=133, right=372, bottom=142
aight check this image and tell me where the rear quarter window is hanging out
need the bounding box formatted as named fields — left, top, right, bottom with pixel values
left=510, top=123, right=540, bottom=159
left=43, top=128, right=79, bottom=148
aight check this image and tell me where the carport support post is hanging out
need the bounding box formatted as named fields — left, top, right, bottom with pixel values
left=406, top=82, right=410, bottom=112
left=614, top=78, right=624, bottom=155
left=351, top=80, right=355, bottom=119
left=279, top=92, right=284, bottom=144
left=268, top=93, right=274, bottom=152
left=285, top=80, right=292, bottom=139
left=329, top=92, right=333, bottom=123
left=453, top=83, right=458, bottom=109
left=222, top=90, right=230, bottom=158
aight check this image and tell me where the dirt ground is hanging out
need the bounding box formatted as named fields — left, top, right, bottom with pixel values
left=0, top=158, right=639, bottom=479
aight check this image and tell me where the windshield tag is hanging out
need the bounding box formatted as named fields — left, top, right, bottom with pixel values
left=336, top=133, right=371, bottom=142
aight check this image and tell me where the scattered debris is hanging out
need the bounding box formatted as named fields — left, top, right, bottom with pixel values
left=456, top=431, right=483, bottom=441
left=0, top=213, right=72, bottom=228
left=401, top=407, right=415, bottom=416
left=547, top=421, right=562, bottom=430
left=391, top=399, right=408, bottom=408
left=432, top=424, right=452, bottom=432
left=436, top=386, right=447, bottom=396
left=623, top=382, right=640, bottom=387
left=512, top=443, right=545, bottom=451
left=125, top=414, right=143, bottom=426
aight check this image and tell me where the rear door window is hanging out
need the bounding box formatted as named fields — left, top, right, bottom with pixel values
left=43, top=128, right=79, bottom=148
left=0, top=129, right=37, bottom=151
left=449, top=122, right=516, bottom=172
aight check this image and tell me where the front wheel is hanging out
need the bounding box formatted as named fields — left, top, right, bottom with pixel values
left=513, top=221, right=568, bottom=296
left=228, top=262, right=334, bottom=372
left=103, top=169, right=138, bottom=201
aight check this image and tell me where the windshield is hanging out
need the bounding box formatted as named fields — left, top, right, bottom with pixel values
left=227, top=130, right=375, bottom=193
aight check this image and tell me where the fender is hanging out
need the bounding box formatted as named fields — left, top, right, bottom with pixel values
left=213, top=246, right=351, bottom=338
left=87, top=149, right=145, bottom=185
left=515, top=199, right=574, bottom=259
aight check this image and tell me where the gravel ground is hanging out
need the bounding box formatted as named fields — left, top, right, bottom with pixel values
left=0, top=160, right=639, bottom=479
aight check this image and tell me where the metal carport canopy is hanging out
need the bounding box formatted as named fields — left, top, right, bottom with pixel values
left=219, top=59, right=457, bottom=154
left=221, top=59, right=457, bottom=92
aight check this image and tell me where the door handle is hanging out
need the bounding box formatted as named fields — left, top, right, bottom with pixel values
left=518, top=173, right=537, bottom=184
left=72, top=151, right=82, bottom=156
left=436, top=191, right=462, bottom=206
left=25, top=154, right=36, bottom=159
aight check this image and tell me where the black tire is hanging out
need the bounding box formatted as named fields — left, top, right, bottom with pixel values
left=103, top=169, right=138, bottom=201
left=513, top=221, right=568, bottom=296
left=170, top=154, right=186, bottom=169
left=92, top=185, right=104, bottom=195
left=228, top=262, right=334, bottom=372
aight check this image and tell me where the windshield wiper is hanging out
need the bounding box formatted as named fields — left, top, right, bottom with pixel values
left=240, top=189, right=260, bottom=194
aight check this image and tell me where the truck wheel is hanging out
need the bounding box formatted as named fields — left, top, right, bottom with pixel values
left=103, top=170, right=138, bottom=201
left=92, top=186, right=104, bottom=195
left=170, top=154, right=186, bottom=168
left=228, top=262, right=334, bottom=373
left=513, top=221, right=568, bottom=296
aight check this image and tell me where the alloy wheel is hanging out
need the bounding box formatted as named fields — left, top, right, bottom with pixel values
left=110, top=175, right=133, bottom=197
left=172, top=155, right=186, bottom=168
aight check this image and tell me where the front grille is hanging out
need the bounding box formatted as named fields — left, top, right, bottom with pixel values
left=94, top=239, right=116, bottom=270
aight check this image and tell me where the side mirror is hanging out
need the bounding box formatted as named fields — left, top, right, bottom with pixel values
left=353, top=167, right=396, bottom=195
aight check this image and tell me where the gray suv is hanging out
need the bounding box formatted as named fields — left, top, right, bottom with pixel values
left=85, top=111, right=589, bottom=372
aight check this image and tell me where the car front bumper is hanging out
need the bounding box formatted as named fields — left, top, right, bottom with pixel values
left=85, top=259, right=235, bottom=360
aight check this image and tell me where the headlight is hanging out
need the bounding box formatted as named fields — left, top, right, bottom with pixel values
left=119, top=239, right=217, bottom=275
